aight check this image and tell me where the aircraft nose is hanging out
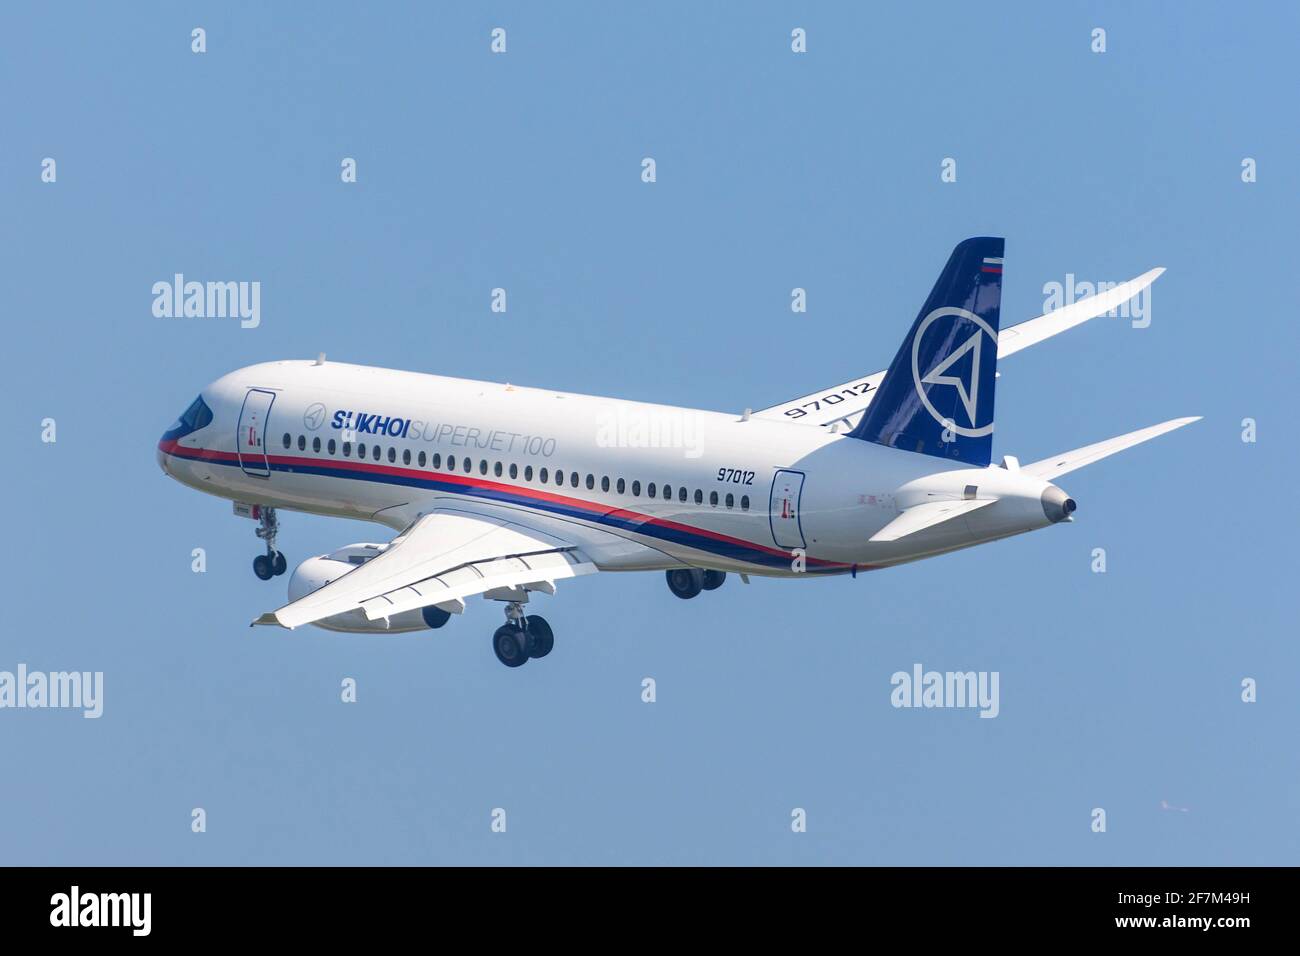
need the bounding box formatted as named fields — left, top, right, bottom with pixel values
left=1041, top=485, right=1077, bottom=523
left=156, top=439, right=171, bottom=475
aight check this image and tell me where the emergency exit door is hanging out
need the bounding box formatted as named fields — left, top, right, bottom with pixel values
left=237, top=388, right=276, bottom=477
left=769, top=469, right=806, bottom=550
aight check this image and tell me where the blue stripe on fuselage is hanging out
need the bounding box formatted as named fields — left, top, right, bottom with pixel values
left=162, top=445, right=846, bottom=574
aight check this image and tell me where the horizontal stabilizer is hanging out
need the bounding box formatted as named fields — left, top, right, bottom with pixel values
left=1022, top=417, right=1200, bottom=480
left=870, top=497, right=997, bottom=543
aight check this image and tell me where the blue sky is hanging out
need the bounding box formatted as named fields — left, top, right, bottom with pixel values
left=2, top=1, right=1297, bottom=865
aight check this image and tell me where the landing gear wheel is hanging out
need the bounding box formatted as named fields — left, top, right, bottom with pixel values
left=492, top=624, right=529, bottom=668
left=253, top=554, right=274, bottom=581
left=666, top=568, right=705, bottom=600
left=702, top=570, right=727, bottom=591
left=523, top=615, right=554, bottom=658
left=271, top=551, right=287, bottom=576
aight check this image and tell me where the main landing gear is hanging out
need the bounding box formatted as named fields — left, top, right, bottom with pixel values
left=491, top=601, right=555, bottom=668
left=252, top=506, right=287, bottom=581
left=666, top=568, right=726, bottom=599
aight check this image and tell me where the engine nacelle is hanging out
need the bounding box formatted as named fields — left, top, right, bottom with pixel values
left=288, top=544, right=453, bottom=634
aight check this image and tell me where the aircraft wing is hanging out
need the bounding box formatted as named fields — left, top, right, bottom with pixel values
left=252, top=509, right=596, bottom=629
left=751, top=267, right=1164, bottom=431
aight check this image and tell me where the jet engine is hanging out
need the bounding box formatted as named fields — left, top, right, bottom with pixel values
left=288, top=543, right=454, bottom=634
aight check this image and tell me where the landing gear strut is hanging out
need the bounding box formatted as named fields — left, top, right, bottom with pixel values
left=491, top=600, right=555, bottom=667
left=252, top=506, right=286, bottom=580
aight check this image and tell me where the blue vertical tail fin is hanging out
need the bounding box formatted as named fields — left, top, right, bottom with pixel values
left=847, top=237, right=1004, bottom=466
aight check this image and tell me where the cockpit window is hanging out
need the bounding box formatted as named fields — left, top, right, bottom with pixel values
left=164, top=395, right=213, bottom=440
left=180, top=396, right=213, bottom=430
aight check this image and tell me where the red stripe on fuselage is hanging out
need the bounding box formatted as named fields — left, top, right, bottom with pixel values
left=157, top=439, right=857, bottom=569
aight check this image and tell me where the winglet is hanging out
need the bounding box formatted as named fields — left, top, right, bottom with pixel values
left=251, top=612, right=287, bottom=628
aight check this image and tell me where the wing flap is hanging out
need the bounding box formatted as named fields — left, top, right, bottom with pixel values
left=359, top=549, right=593, bottom=622
left=256, top=509, right=593, bottom=629
left=869, top=497, right=997, bottom=543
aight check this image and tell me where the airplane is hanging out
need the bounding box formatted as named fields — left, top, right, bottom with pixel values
left=157, top=238, right=1198, bottom=667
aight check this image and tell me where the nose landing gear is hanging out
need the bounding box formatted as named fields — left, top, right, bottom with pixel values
left=252, top=507, right=287, bottom=580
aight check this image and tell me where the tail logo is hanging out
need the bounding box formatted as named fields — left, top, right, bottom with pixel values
left=910, top=307, right=998, bottom=438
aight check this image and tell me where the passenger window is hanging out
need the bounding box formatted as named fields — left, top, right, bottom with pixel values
left=632, top=481, right=641, bottom=497
left=741, top=494, right=750, bottom=510
left=709, top=491, right=718, bottom=506
left=388, top=447, right=397, bottom=463
left=525, top=465, right=534, bottom=481
left=313, top=437, right=321, bottom=453
left=600, top=476, right=609, bottom=492
left=373, top=445, right=381, bottom=462
left=694, top=489, right=703, bottom=504
left=343, top=442, right=352, bottom=457
left=571, top=472, right=579, bottom=488
left=446, top=455, right=455, bottom=470
left=494, top=461, right=503, bottom=477
left=663, top=484, right=672, bottom=500
left=358, top=443, right=366, bottom=459
left=678, top=487, right=687, bottom=502
left=297, top=435, right=306, bottom=451
left=282, top=433, right=291, bottom=449
left=617, top=478, right=625, bottom=494
left=328, top=439, right=336, bottom=455
left=648, top=483, right=656, bottom=498
left=418, top=451, right=426, bottom=467
left=509, top=463, right=518, bottom=479
left=479, top=460, right=488, bottom=475
left=540, top=468, right=549, bottom=483
left=403, top=449, right=411, bottom=465
left=725, top=493, right=734, bottom=508
left=555, top=470, right=564, bottom=486
left=463, top=457, right=472, bottom=474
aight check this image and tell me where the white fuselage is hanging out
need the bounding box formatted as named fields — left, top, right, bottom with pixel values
left=157, top=361, right=1065, bottom=577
